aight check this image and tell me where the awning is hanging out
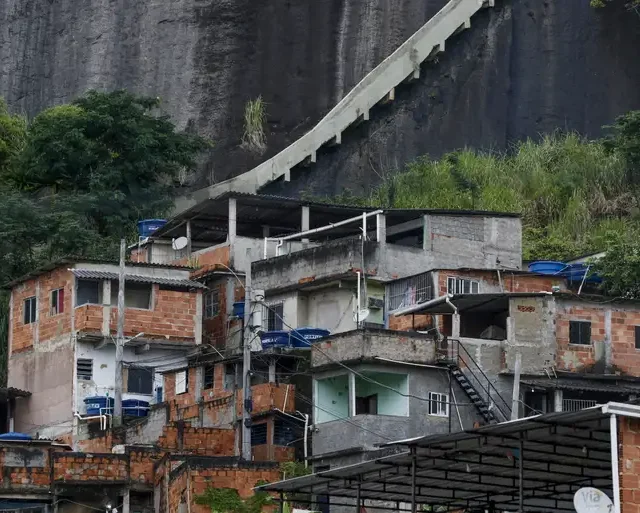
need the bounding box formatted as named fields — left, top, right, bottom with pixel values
left=260, top=403, right=640, bottom=512
left=0, top=387, right=31, bottom=400
left=392, top=292, right=551, bottom=317
left=71, top=269, right=206, bottom=289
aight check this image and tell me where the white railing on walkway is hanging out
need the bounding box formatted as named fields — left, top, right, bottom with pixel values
left=174, top=0, right=495, bottom=214
left=562, top=398, right=598, bottom=412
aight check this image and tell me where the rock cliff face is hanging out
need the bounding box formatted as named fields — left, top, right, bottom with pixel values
left=1, top=0, right=640, bottom=194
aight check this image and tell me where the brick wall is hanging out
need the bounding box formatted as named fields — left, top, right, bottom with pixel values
left=252, top=445, right=295, bottom=462
left=0, top=445, right=54, bottom=491
left=189, top=466, right=281, bottom=513
left=556, top=301, right=640, bottom=374
left=52, top=452, right=128, bottom=482
left=620, top=416, right=640, bottom=513
left=76, top=431, right=124, bottom=453
left=165, top=367, right=199, bottom=420
left=11, top=268, right=73, bottom=353
left=158, top=424, right=236, bottom=456
left=129, top=448, right=161, bottom=485
left=175, top=245, right=231, bottom=268
left=436, top=269, right=567, bottom=297
left=168, top=465, right=189, bottom=513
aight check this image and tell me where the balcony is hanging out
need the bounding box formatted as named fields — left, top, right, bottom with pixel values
left=311, top=329, right=437, bottom=369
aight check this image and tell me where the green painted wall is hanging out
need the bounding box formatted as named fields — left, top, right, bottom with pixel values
left=355, top=371, right=408, bottom=416
left=315, top=374, right=349, bottom=423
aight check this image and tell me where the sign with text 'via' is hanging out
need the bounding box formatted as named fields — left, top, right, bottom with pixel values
left=574, top=488, right=613, bottom=513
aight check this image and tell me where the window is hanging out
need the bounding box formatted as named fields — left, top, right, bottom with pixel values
left=428, top=392, right=448, bottom=417
left=447, top=277, right=479, bottom=295
left=50, top=288, right=65, bottom=316
left=224, top=364, right=238, bottom=390
left=265, top=303, right=284, bottom=331
left=111, top=282, right=152, bottom=309
left=77, top=359, right=93, bottom=380
left=203, top=365, right=215, bottom=389
left=175, top=369, right=188, bottom=395
left=23, top=296, right=37, bottom=324
left=77, top=280, right=101, bottom=306
left=251, top=423, right=268, bottom=446
left=204, top=290, right=219, bottom=319
left=569, top=321, right=591, bottom=345
left=387, top=272, right=433, bottom=311
left=274, top=418, right=297, bottom=446
left=635, top=326, right=640, bottom=350
left=355, top=394, right=378, bottom=415
left=127, top=367, right=153, bottom=395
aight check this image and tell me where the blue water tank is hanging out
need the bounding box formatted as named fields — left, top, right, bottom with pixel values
left=560, top=263, right=603, bottom=284
left=0, top=432, right=32, bottom=441
left=137, top=219, right=167, bottom=238
left=260, top=331, right=291, bottom=350
left=233, top=301, right=245, bottom=318
left=290, top=328, right=331, bottom=348
left=123, top=399, right=150, bottom=417
left=528, top=261, right=567, bottom=274
left=84, top=396, right=114, bottom=415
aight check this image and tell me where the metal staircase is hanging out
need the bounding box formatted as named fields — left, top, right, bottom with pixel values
left=174, top=0, right=497, bottom=214
left=439, top=339, right=511, bottom=424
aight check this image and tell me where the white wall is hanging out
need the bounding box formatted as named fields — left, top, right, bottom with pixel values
left=304, top=287, right=357, bottom=333
left=75, top=341, right=187, bottom=412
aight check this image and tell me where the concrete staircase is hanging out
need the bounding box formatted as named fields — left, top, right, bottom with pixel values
left=175, top=0, right=496, bottom=214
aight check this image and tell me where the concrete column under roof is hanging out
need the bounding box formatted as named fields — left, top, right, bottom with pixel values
left=228, top=197, right=237, bottom=245
left=301, top=205, right=310, bottom=247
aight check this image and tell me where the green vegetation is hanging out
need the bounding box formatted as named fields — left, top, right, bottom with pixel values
left=590, top=0, right=640, bottom=11
left=242, top=96, right=267, bottom=153
left=338, top=112, right=640, bottom=263
left=593, top=233, right=640, bottom=298
left=0, top=90, right=210, bottom=384
left=194, top=486, right=272, bottom=513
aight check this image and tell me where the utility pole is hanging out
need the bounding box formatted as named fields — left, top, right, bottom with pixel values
left=114, top=239, right=126, bottom=426
left=241, top=258, right=253, bottom=460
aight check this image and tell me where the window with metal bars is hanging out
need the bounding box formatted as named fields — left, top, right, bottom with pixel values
left=428, top=392, right=448, bottom=417
left=204, top=290, right=219, bottom=319
left=203, top=365, right=215, bottom=389
left=251, top=423, right=268, bottom=446
left=50, top=288, right=65, bottom=316
left=569, top=321, right=591, bottom=345
left=447, top=277, right=480, bottom=295
left=387, top=273, right=433, bottom=311
left=77, top=359, right=93, bottom=380
left=264, top=303, right=284, bottom=331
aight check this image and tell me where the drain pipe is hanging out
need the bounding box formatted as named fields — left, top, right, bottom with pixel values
left=74, top=412, right=106, bottom=431
left=611, top=414, right=621, bottom=513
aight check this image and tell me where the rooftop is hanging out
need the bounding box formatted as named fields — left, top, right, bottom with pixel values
left=260, top=402, right=640, bottom=512
left=4, top=257, right=195, bottom=288
left=153, top=191, right=520, bottom=244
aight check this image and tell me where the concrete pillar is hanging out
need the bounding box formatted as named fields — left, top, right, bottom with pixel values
left=262, top=226, right=270, bottom=237
left=554, top=389, right=563, bottom=412
left=122, top=489, right=130, bottom=513
left=228, top=198, right=237, bottom=245
left=102, top=280, right=112, bottom=336
left=605, top=309, right=612, bottom=372
left=186, top=219, right=192, bottom=258
left=301, top=206, right=310, bottom=247
left=349, top=372, right=356, bottom=417
left=268, top=359, right=276, bottom=383
left=376, top=214, right=386, bottom=244
left=452, top=314, right=461, bottom=338
left=195, top=291, right=203, bottom=345
left=422, top=215, right=431, bottom=251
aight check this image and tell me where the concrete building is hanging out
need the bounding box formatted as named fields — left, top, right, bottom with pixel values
left=5, top=258, right=204, bottom=442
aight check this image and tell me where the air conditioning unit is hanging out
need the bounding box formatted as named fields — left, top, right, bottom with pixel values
left=368, top=297, right=384, bottom=310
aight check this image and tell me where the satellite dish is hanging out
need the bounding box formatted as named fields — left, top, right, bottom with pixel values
left=574, top=488, right=613, bottom=513
left=353, top=308, right=370, bottom=323
left=172, top=237, right=188, bottom=250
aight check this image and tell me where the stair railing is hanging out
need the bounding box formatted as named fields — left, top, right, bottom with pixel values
left=451, top=339, right=512, bottom=422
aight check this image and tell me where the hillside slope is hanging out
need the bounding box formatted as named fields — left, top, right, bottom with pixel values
left=1, top=0, right=639, bottom=193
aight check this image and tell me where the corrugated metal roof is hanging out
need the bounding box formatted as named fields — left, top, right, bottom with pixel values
left=71, top=269, right=206, bottom=289
left=522, top=377, right=640, bottom=394
left=0, top=387, right=31, bottom=399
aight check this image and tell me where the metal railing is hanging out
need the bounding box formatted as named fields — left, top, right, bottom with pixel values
left=441, top=339, right=512, bottom=422
left=562, top=398, right=598, bottom=412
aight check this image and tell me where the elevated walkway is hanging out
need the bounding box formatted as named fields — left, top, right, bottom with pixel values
left=175, top=0, right=495, bottom=215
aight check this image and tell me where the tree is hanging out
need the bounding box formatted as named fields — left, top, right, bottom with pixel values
left=603, top=111, right=640, bottom=185
left=593, top=233, right=640, bottom=298
left=0, top=99, right=26, bottom=179
left=590, top=0, right=640, bottom=11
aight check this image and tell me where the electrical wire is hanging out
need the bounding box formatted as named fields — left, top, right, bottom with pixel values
left=257, top=300, right=477, bottom=408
